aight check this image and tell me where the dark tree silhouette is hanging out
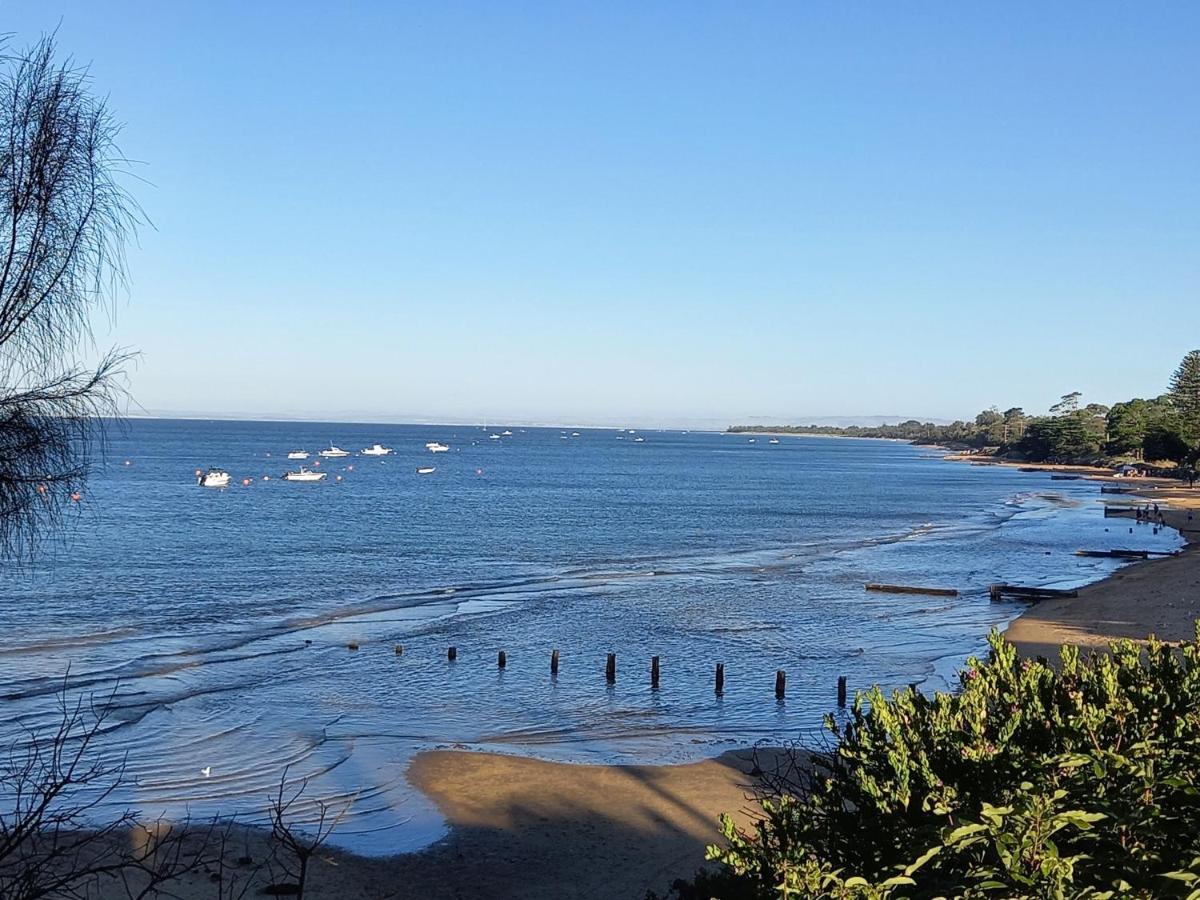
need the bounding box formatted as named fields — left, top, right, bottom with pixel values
left=0, top=35, right=139, bottom=560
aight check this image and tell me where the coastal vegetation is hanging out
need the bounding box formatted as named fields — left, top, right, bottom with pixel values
left=730, top=350, right=1200, bottom=473
left=661, top=627, right=1200, bottom=899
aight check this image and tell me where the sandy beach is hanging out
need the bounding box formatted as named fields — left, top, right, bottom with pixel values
left=1005, top=501, right=1200, bottom=658
left=148, top=748, right=780, bottom=899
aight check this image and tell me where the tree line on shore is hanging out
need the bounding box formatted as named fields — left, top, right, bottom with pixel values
left=729, top=350, right=1200, bottom=471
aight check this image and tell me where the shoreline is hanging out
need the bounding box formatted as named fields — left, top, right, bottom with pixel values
left=1005, top=504, right=1200, bottom=658
left=63, top=462, right=1200, bottom=898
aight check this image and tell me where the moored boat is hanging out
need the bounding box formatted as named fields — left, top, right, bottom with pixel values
left=283, top=467, right=327, bottom=482
left=287, top=450, right=309, bottom=459
left=416, top=466, right=436, bottom=475
left=319, top=446, right=350, bottom=458
left=425, top=442, right=450, bottom=453
left=361, top=443, right=394, bottom=456
left=197, top=468, right=231, bottom=488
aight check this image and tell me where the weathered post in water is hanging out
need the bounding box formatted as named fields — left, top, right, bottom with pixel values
left=837, top=675, right=847, bottom=707
left=448, top=646, right=457, bottom=662
left=651, top=655, right=660, bottom=688
left=775, top=670, right=786, bottom=699
left=551, top=649, right=560, bottom=675
left=606, top=653, right=616, bottom=683
left=715, top=662, right=725, bottom=695
left=394, top=645, right=404, bottom=655
left=498, top=650, right=507, bottom=669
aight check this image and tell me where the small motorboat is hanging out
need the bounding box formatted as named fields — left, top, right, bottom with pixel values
left=489, top=434, right=501, bottom=440
left=426, top=442, right=450, bottom=453
left=769, top=438, right=780, bottom=444
left=198, top=468, right=231, bottom=488
left=633, top=437, right=645, bottom=443
left=571, top=432, right=580, bottom=437
left=319, top=446, right=350, bottom=458
left=416, top=466, right=436, bottom=475
left=501, top=430, right=513, bottom=436
left=748, top=438, right=757, bottom=443
left=287, top=450, right=309, bottom=459
left=283, top=467, right=327, bottom=482
left=361, top=444, right=394, bottom=456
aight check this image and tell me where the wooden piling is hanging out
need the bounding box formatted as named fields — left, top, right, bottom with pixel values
left=447, top=646, right=457, bottom=661
left=651, top=655, right=660, bottom=688
left=498, top=650, right=507, bottom=669
left=837, top=675, right=847, bottom=707
left=715, top=662, right=725, bottom=695
left=550, top=649, right=560, bottom=675
left=775, top=669, right=785, bottom=699
left=606, top=652, right=616, bottom=683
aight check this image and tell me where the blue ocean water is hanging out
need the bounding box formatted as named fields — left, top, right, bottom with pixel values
left=0, top=420, right=1181, bottom=853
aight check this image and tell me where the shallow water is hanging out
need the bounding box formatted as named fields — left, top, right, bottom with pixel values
left=0, top=421, right=1181, bottom=853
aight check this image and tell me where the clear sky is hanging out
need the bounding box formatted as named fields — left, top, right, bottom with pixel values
left=4, top=2, right=1197, bottom=426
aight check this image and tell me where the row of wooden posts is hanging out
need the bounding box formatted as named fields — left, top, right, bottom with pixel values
left=359, top=642, right=850, bottom=706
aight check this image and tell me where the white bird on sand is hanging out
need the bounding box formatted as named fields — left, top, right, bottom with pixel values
left=201, top=766, right=212, bottom=778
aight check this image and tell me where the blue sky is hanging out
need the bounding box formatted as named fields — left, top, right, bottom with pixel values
left=4, top=2, right=1198, bottom=426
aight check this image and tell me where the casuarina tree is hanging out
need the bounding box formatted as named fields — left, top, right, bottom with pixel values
left=0, top=36, right=138, bottom=560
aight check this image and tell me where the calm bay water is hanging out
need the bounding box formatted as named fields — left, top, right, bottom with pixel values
left=0, top=420, right=1181, bottom=853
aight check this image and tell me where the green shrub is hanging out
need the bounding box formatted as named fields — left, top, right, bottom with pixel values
left=662, top=627, right=1200, bottom=899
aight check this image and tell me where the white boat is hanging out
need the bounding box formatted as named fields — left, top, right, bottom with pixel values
left=749, top=438, right=757, bottom=443
left=416, top=466, right=436, bottom=475
left=633, top=437, right=645, bottom=443
left=287, top=450, right=309, bottom=460
left=501, top=430, right=513, bottom=436
left=489, top=434, right=501, bottom=440
left=426, top=442, right=450, bottom=453
left=319, top=446, right=350, bottom=458
left=283, top=467, right=327, bottom=482
left=361, top=444, right=394, bottom=456
left=769, top=438, right=780, bottom=444
left=198, top=468, right=231, bottom=488
left=571, top=432, right=580, bottom=437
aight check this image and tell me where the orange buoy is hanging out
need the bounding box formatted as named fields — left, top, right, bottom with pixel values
left=336, top=475, right=343, bottom=482
left=347, top=464, right=354, bottom=471
left=70, top=491, right=82, bottom=502
left=36, top=484, right=47, bottom=495
left=242, top=478, right=251, bottom=486
left=195, top=468, right=202, bottom=477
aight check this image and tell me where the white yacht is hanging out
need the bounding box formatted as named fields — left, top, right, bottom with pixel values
left=361, top=444, right=394, bottom=456
left=489, top=433, right=501, bottom=440
left=283, top=467, right=327, bottom=482
left=319, top=446, right=350, bottom=458
left=197, top=468, right=231, bottom=488
left=425, top=442, right=450, bottom=453
left=287, top=450, right=309, bottom=459
left=416, top=466, right=436, bottom=475
left=501, top=430, right=513, bottom=436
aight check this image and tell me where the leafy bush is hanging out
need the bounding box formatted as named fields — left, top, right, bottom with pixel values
left=662, top=627, right=1200, bottom=899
